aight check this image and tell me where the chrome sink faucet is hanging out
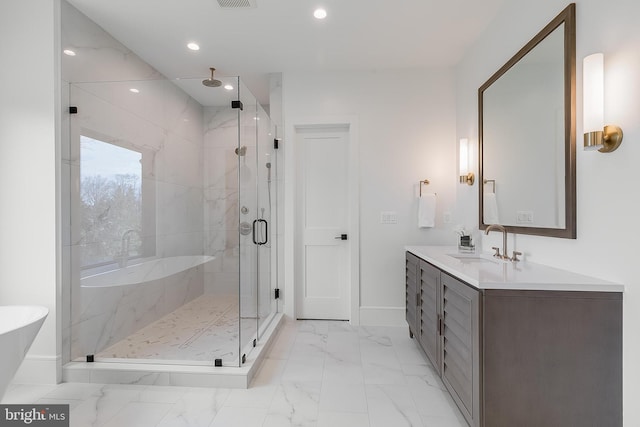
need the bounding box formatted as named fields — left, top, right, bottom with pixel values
left=484, top=224, right=521, bottom=261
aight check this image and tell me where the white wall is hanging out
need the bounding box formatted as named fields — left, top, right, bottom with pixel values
left=282, top=69, right=458, bottom=324
left=0, top=0, right=61, bottom=383
left=455, top=0, right=640, bottom=424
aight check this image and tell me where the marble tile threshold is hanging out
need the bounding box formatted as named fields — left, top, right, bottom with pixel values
left=62, top=313, right=284, bottom=389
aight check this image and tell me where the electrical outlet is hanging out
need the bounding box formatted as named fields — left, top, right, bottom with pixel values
left=380, top=211, right=398, bottom=224
left=443, top=211, right=452, bottom=223
left=516, top=211, right=534, bottom=224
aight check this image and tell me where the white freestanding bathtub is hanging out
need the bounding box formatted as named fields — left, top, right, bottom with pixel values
left=80, top=256, right=214, bottom=288
left=0, top=305, right=48, bottom=400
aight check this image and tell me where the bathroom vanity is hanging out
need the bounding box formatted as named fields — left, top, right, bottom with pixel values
left=405, top=246, right=622, bottom=427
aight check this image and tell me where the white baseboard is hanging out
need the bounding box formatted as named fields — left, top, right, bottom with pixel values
left=12, top=354, right=60, bottom=385
left=359, top=306, right=406, bottom=327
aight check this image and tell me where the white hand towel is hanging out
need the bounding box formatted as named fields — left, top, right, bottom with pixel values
left=483, top=192, right=500, bottom=224
left=418, top=193, right=437, bottom=228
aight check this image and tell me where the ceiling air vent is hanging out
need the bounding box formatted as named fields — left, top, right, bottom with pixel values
left=216, top=0, right=256, bottom=8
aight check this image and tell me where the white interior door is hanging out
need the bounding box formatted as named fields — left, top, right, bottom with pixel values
left=296, top=127, right=350, bottom=320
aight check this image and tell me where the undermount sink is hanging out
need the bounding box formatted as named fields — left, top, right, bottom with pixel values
left=446, top=253, right=501, bottom=264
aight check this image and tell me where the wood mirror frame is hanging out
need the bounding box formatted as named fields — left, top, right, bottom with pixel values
left=478, top=3, right=576, bottom=238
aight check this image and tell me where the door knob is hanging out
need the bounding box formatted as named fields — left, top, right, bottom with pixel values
left=334, top=234, right=348, bottom=240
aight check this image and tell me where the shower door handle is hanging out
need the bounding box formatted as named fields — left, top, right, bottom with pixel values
left=252, top=220, right=259, bottom=245
left=252, top=219, right=268, bottom=245
left=259, top=219, right=268, bottom=245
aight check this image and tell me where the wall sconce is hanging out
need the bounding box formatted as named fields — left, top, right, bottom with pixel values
left=583, top=53, right=623, bottom=152
left=459, top=138, right=474, bottom=185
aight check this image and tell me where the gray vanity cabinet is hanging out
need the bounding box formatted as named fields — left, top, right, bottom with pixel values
left=405, top=252, right=481, bottom=427
left=440, top=273, right=480, bottom=427
left=405, top=250, right=622, bottom=427
left=482, top=289, right=622, bottom=427
left=405, top=252, right=419, bottom=337
left=418, top=260, right=441, bottom=375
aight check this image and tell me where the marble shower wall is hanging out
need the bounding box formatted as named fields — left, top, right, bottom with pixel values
left=203, top=107, right=243, bottom=296
left=61, top=1, right=206, bottom=361
left=59, top=0, right=277, bottom=363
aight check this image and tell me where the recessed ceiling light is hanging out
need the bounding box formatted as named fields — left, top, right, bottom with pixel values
left=224, top=84, right=234, bottom=91
left=129, top=88, right=139, bottom=93
left=63, top=49, right=76, bottom=56
left=187, top=42, right=200, bottom=51
left=313, top=8, right=327, bottom=19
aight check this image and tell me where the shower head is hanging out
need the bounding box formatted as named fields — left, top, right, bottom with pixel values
left=202, top=67, right=222, bottom=87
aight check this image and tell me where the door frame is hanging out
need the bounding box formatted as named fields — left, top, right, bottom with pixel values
left=284, top=116, right=360, bottom=324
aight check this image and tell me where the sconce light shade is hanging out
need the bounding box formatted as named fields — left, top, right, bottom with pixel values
left=459, top=138, right=474, bottom=185
left=583, top=53, right=604, bottom=137
left=582, top=53, right=623, bottom=152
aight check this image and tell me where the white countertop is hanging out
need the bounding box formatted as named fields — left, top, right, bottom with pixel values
left=406, top=246, right=624, bottom=293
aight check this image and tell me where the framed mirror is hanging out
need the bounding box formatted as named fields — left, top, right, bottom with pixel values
left=479, top=3, right=576, bottom=238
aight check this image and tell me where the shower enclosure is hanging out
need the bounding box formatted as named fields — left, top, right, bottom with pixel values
left=61, top=75, right=280, bottom=368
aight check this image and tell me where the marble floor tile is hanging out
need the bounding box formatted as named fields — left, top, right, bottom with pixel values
left=327, top=320, right=356, bottom=333
left=296, top=320, right=330, bottom=335
left=362, top=359, right=407, bottom=385
left=406, top=375, right=466, bottom=423
left=319, top=383, right=368, bottom=413
left=323, top=353, right=364, bottom=385
left=366, top=384, right=424, bottom=427
left=264, top=382, right=321, bottom=427
left=208, top=406, right=268, bottom=427
left=317, top=411, right=370, bottom=427
left=281, top=358, right=325, bottom=383
left=156, top=388, right=230, bottom=427
left=1, top=383, right=58, bottom=404
left=138, top=386, right=190, bottom=404
left=394, top=342, right=431, bottom=365
left=102, top=402, right=173, bottom=427
left=36, top=397, right=85, bottom=411
left=288, top=341, right=327, bottom=361
left=326, top=331, right=360, bottom=355
left=223, top=383, right=279, bottom=408
left=5, top=319, right=467, bottom=427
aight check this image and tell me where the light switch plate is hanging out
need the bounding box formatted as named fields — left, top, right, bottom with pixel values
left=380, top=211, right=398, bottom=224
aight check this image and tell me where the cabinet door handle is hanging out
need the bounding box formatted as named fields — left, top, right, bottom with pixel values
left=437, top=315, right=443, bottom=336
left=416, top=292, right=420, bottom=307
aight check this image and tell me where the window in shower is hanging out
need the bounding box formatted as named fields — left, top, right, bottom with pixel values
left=79, top=134, right=154, bottom=269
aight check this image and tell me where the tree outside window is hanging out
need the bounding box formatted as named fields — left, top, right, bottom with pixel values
left=80, top=135, right=144, bottom=268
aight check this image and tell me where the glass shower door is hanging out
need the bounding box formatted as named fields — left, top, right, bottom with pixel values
left=256, top=106, right=277, bottom=337
left=238, top=81, right=259, bottom=364
left=237, top=81, right=278, bottom=363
